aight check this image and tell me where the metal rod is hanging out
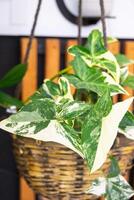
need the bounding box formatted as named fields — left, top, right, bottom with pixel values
left=78, top=0, right=82, bottom=45
left=99, top=0, right=107, bottom=48
left=23, top=0, right=43, bottom=64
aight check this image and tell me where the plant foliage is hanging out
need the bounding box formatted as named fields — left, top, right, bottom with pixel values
left=0, top=30, right=134, bottom=198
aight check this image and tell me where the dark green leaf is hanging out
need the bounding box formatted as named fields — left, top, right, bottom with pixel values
left=68, top=45, right=90, bottom=57
left=108, top=156, right=120, bottom=178
left=119, top=111, right=134, bottom=130
left=87, top=30, right=106, bottom=56
left=0, top=91, right=23, bottom=108
left=71, top=56, right=92, bottom=80
left=119, top=111, right=134, bottom=139
left=0, top=64, right=27, bottom=88
left=122, top=75, right=134, bottom=89
left=45, top=80, right=61, bottom=96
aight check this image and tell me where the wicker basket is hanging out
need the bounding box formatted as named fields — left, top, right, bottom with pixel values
left=12, top=136, right=134, bottom=200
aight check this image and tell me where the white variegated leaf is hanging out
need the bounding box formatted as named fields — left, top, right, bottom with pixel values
left=119, top=127, right=134, bottom=140
left=98, top=51, right=120, bottom=83
left=86, top=177, right=106, bottom=196
left=91, top=97, right=134, bottom=173
left=0, top=119, right=83, bottom=157
left=87, top=175, right=134, bottom=200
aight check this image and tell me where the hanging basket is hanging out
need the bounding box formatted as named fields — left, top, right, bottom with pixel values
left=12, top=135, right=134, bottom=200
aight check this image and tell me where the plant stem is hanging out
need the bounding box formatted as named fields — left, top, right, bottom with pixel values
left=50, top=66, right=72, bottom=81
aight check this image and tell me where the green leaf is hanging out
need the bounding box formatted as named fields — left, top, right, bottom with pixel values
left=120, top=66, right=128, bottom=83
left=64, top=61, right=125, bottom=97
left=43, top=77, right=73, bottom=102
left=0, top=91, right=23, bottom=108
left=122, top=74, right=134, bottom=89
left=0, top=64, right=27, bottom=88
left=115, top=54, right=133, bottom=66
left=71, top=56, right=91, bottom=80
left=45, top=80, right=61, bottom=96
left=106, top=175, right=134, bottom=200
left=58, top=101, right=91, bottom=119
left=97, top=51, right=120, bottom=83
left=97, top=59, right=117, bottom=81
left=1, top=98, right=56, bottom=135
left=82, top=97, right=133, bottom=173
left=87, top=157, right=134, bottom=200
left=87, top=30, right=106, bottom=56
left=68, top=45, right=90, bottom=58
left=108, top=156, right=120, bottom=178
left=81, top=91, right=112, bottom=170
left=87, top=175, right=134, bottom=200
left=119, top=111, right=134, bottom=140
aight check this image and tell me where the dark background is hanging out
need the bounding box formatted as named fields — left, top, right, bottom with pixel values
left=0, top=37, right=20, bottom=200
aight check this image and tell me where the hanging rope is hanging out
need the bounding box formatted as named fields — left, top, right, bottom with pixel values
left=99, top=0, right=107, bottom=48
left=23, top=0, right=43, bottom=64
left=15, top=0, right=42, bottom=99
left=78, top=0, right=82, bottom=45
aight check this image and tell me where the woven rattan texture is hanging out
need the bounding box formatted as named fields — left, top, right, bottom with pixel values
left=13, top=136, right=134, bottom=200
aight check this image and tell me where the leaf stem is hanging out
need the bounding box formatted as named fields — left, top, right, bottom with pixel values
left=50, top=66, right=73, bottom=81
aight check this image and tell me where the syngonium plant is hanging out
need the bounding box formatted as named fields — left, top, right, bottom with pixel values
left=0, top=30, right=134, bottom=199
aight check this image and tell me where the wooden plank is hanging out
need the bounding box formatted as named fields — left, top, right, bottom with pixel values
left=122, top=41, right=134, bottom=111
left=21, top=38, right=38, bottom=101
left=108, top=41, right=120, bottom=104
left=45, top=39, right=60, bottom=79
left=20, top=178, right=35, bottom=200
left=108, top=40, right=120, bottom=55
left=20, top=37, right=37, bottom=200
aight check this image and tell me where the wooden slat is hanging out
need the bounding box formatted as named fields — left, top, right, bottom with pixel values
left=45, top=39, right=60, bottom=79
left=108, top=41, right=120, bottom=104
left=21, top=38, right=38, bottom=101
left=122, top=41, right=134, bottom=111
left=20, top=38, right=37, bottom=200
left=66, top=39, right=78, bottom=65
left=20, top=178, right=35, bottom=200
left=108, top=40, right=120, bottom=55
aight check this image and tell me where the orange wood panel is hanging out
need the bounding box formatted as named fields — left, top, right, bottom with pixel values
left=20, top=178, right=35, bottom=200
left=45, top=39, right=60, bottom=79
left=20, top=38, right=37, bottom=200
left=108, top=41, right=120, bottom=104
left=66, top=39, right=78, bottom=66
left=108, top=40, right=120, bottom=55
left=122, top=41, right=134, bottom=111
left=21, top=38, right=38, bottom=101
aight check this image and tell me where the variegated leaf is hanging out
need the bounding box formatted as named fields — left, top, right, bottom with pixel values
left=91, top=97, right=133, bottom=173
left=119, top=111, right=134, bottom=140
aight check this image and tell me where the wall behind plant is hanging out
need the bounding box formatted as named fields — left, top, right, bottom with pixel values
left=0, top=0, right=134, bottom=38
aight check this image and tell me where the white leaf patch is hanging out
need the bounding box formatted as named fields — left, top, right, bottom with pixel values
left=91, top=97, right=134, bottom=173
left=119, top=126, right=134, bottom=140
left=0, top=119, right=83, bottom=158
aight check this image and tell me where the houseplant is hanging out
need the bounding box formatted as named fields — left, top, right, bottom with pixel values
left=0, top=29, right=134, bottom=199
